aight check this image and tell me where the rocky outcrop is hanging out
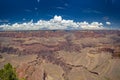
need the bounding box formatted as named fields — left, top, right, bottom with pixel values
left=0, top=30, right=120, bottom=80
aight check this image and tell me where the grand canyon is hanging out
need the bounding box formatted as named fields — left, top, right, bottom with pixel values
left=0, top=30, right=120, bottom=80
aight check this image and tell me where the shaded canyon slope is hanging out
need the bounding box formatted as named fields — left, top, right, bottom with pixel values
left=0, top=30, right=120, bottom=80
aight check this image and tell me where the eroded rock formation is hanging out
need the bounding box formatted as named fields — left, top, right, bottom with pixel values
left=0, top=30, right=120, bottom=80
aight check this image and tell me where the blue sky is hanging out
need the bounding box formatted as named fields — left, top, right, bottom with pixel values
left=0, top=0, right=120, bottom=29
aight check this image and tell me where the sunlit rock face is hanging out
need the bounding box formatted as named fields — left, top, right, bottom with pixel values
left=0, top=30, right=120, bottom=80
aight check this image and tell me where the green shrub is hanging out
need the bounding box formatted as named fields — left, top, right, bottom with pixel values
left=0, top=63, right=22, bottom=80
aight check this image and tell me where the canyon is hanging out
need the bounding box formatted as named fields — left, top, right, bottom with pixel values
left=0, top=30, right=120, bottom=80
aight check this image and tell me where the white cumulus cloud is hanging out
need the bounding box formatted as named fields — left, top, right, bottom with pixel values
left=106, top=22, right=111, bottom=25
left=0, top=15, right=105, bottom=30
